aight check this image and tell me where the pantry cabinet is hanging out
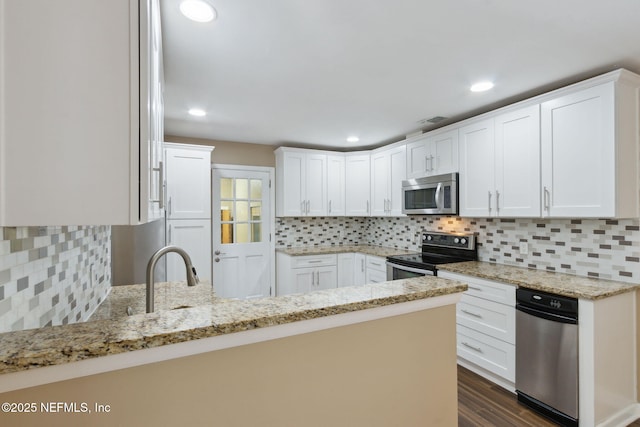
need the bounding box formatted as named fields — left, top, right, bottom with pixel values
left=0, top=0, right=164, bottom=226
left=370, top=144, right=406, bottom=216
left=541, top=80, right=639, bottom=218
left=275, top=148, right=327, bottom=217
left=406, top=128, right=459, bottom=178
left=460, top=106, right=540, bottom=217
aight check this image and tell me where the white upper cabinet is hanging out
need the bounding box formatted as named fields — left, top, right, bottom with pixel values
left=406, top=129, right=459, bottom=178
left=164, top=143, right=213, bottom=219
left=459, top=119, right=495, bottom=217
left=327, top=155, right=346, bottom=216
left=460, top=106, right=541, bottom=218
left=0, top=0, right=164, bottom=225
left=541, top=79, right=639, bottom=218
left=345, top=153, right=371, bottom=217
left=494, top=106, right=541, bottom=217
left=371, top=144, right=406, bottom=216
left=275, top=148, right=327, bottom=217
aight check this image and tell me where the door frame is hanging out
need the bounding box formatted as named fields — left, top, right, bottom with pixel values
left=211, top=164, right=276, bottom=296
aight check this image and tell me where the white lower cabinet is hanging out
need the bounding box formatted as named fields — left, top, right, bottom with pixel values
left=439, top=271, right=515, bottom=390
left=337, top=253, right=355, bottom=287
left=166, top=219, right=212, bottom=283
left=277, top=253, right=337, bottom=295
left=365, top=255, right=387, bottom=284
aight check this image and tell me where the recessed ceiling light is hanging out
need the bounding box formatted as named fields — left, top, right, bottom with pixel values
left=188, top=108, right=206, bottom=117
left=470, top=81, right=494, bottom=92
left=346, top=136, right=360, bottom=143
left=180, top=0, right=216, bottom=23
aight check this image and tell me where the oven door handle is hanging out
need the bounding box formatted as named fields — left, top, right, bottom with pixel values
left=434, top=183, right=443, bottom=210
left=386, top=262, right=433, bottom=276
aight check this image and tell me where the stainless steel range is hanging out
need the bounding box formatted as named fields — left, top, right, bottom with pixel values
left=386, top=231, right=477, bottom=280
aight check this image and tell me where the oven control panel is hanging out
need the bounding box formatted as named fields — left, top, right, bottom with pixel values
left=422, top=232, right=476, bottom=250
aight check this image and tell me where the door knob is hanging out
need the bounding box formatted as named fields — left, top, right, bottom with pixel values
left=215, top=250, right=221, bottom=255
left=215, top=257, right=220, bottom=262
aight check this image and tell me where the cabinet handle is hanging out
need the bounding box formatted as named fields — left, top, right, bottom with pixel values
left=487, top=191, right=492, bottom=213
left=168, top=197, right=172, bottom=216
left=468, top=285, right=482, bottom=291
left=425, top=155, right=430, bottom=172
left=361, top=259, right=365, bottom=272
left=543, top=186, right=550, bottom=212
left=366, top=200, right=370, bottom=214
left=461, top=342, right=483, bottom=353
left=301, top=201, right=305, bottom=214
left=461, top=309, right=483, bottom=318
left=495, top=190, right=500, bottom=212
left=150, top=161, right=164, bottom=208
left=316, top=271, right=320, bottom=285
left=329, top=200, right=332, bottom=214
left=168, top=225, right=172, bottom=243
left=430, top=155, right=435, bottom=171
left=308, top=260, right=322, bottom=264
left=370, top=262, right=381, bottom=267
left=311, top=270, right=315, bottom=286
left=306, top=200, right=310, bottom=214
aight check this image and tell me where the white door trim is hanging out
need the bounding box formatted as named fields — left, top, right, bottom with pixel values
left=211, top=164, right=276, bottom=297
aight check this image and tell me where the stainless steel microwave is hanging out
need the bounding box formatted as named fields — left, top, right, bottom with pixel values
left=401, top=173, right=458, bottom=215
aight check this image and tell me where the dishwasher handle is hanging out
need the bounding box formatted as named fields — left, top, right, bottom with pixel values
left=516, top=303, right=577, bottom=325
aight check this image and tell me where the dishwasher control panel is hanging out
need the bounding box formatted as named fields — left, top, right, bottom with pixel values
left=516, top=288, right=578, bottom=317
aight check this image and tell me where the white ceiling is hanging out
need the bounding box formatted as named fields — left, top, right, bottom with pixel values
left=160, top=0, right=640, bottom=149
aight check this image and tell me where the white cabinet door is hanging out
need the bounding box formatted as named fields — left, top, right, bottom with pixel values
left=345, top=154, right=371, bottom=216
left=406, top=136, right=430, bottom=179
left=315, top=266, right=338, bottom=291
left=388, top=145, right=407, bottom=216
left=428, top=129, right=459, bottom=175
left=459, top=119, right=495, bottom=217
left=165, top=144, right=212, bottom=219
left=541, top=83, right=615, bottom=217
left=494, top=105, right=541, bottom=217
left=371, top=145, right=406, bottom=216
left=354, top=253, right=366, bottom=285
left=327, top=155, right=346, bottom=216
left=370, top=151, right=389, bottom=216
left=166, top=219, right=212, bottom=283
left=292, top=268, right=315, bottom=294
left=337, top=253, right=355, bottom=287
left=0, top=0, right=160, bottom=226
left=276, top=150, right=306, bottom=216
left=305, top=153, right=327, bottom=216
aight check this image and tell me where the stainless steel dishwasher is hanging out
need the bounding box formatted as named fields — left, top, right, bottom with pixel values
left=516, top=288, right=579, bottom=427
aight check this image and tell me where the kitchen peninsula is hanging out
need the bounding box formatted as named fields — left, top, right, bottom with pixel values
left=0, top=276, right=466, bottom=426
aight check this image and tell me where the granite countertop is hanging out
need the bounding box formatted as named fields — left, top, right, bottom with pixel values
left=90, top=281, right=217, bottom=321
left=0, top=276, right=465, bottom=375
left=438, top=261, right=640, bottom=300
left=277, top=245, right=418, bottom=257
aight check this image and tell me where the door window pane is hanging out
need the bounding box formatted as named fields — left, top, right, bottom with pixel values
left=221, top=224, right=233, bottom=244
left=235, top=179, right=248, bottom=199
left=221, top=201, right=234, bottom=221
left=250, top=202, right=262, bottom=221
left=236, top=201, right=249, bottom=221
left=251, top=223, right=262, bottom=242
left=236, top=223, right=249, bottom=243
left=220, top=178, right=233, bottom=199
left=250, top=180, right=262, bottom=200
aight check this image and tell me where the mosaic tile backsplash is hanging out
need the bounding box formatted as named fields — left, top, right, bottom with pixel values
left=276, top=216, right=640, bottom=284
left=0, top=226, right=111, bottom=333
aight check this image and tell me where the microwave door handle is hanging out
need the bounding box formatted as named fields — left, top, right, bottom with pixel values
left=434, top=183, right=442, bottom=210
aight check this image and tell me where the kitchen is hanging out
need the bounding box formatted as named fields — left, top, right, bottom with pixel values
left=1, top=0, right=640, bottom=426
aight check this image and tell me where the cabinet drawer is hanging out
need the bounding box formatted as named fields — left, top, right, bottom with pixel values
left=291, top=254, right=337, bottom=268
left=457, top=324, right=515, bottom=382
left=457, top=294, right=515, bottom=344
left=366, top=255, right=386, bottom=272
left=440, top=272, right=515, bottom=305
left=366, top=268, right=388, bottom=284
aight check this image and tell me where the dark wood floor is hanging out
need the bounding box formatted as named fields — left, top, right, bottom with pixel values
left=458, top=365, right=640, bottom=427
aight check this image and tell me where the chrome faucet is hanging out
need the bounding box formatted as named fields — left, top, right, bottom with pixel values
left=146, top=245, right=199, bottom=313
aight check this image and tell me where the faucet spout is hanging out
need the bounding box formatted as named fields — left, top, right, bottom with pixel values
left=146, top=245, right=199, bottom=313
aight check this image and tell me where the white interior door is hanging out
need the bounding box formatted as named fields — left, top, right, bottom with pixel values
left=212, top=166, right=274, bottom=299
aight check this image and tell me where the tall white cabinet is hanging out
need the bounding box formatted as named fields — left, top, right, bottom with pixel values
left=327, top=155, right=346, bottom=216
left=0, top=0, right=164, bottom=226
left=164, top=143, right=213, bottom=283
left=345, top=153, right=371, bottom=217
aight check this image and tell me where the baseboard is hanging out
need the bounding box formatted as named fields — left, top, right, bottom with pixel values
left=457, top=358, right=515, bottom=393
left=596, top=403, right=640, bottom=427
